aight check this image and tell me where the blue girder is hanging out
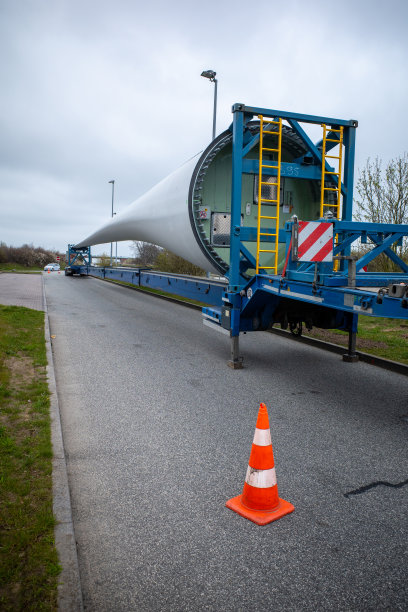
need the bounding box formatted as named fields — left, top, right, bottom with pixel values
left=70, top=103, right=408, bottom=350
left=67, top=244, right=91, bottom=267
left=207, top=104, right=408, bottom=338
left=82, top=266, right=226, bottom=306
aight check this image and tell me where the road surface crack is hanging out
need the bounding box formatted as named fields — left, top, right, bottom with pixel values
left=344, top=478, right=408, bottom=498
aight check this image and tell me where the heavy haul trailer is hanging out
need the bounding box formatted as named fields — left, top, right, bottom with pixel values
left=65, top=245, right=91, bottom=275
left=73, top=103, right=408, bottom=367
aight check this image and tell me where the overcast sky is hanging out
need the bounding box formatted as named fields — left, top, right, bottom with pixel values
left=1, top=0, right=408, bottom=257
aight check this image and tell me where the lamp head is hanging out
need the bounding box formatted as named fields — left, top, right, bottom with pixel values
left=201, top=69, right=216, bottom=82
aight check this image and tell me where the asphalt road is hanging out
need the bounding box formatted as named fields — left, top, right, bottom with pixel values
left=44, top=273, right=408, bottom=611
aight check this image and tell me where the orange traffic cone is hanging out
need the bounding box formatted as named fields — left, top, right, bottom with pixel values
left=226, top=403, right=294, bottom=525
left=48, top=270, right=51, bottom=274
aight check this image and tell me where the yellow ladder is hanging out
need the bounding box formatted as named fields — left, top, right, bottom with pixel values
left=319, top=124, right=344, bottom=219
left=256, top=115, right=282, bottom=275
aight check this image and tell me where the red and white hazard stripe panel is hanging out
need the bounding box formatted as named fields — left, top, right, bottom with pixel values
left=297, top=221, right=333, bottom=262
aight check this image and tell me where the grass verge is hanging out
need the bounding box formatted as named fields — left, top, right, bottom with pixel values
left=302, top=317, right=408, bottom=365
left=0, top=305, right=60, bottom=611
left=0, top=264, right=42, bottom=274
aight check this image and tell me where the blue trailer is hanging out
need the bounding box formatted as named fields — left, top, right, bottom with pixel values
left=65, top=245, right=92, bottom=275
left=68, top=103, right=408, bottom=367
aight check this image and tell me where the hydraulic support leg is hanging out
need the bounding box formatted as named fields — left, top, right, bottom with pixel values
left=228, top=335, right=243, bottom=369
left=342, top=313, right=359, bottom=363
left=343, top=330, right=358, bottom=362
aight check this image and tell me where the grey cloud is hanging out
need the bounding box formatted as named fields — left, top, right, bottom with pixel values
left=1, top=0, right=407, bottom=253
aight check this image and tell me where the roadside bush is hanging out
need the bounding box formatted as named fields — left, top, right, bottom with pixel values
left=154, top=250, right=205, bottom=276
left=0, top=242, right=64, bottom=268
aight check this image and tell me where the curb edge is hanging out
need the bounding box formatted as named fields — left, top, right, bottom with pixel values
left=43, top=275, right=84, bottom=611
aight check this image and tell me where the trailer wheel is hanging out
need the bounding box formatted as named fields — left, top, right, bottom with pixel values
left=289, top=321, right=303, bottom=337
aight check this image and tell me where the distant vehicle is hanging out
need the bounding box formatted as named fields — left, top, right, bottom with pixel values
left=44, top=263, right=60, bottom=271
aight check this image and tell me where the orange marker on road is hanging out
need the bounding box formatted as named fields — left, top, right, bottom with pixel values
left=226, top=403, right=294, bottom=525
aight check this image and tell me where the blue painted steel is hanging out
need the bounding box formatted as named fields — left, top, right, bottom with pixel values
left=356, top=233, right=408, bottom=272
left=287, top=119, right=345, bottom=194
left=242, top=159, right=324, bottom=181
left=233, top=104, right=358, bottom=128
left=342, top=125, right=356, bottom=222
left=336, top=223, right=408, bottom=272
left=283, top=220, right=408, bottom=284
left=70, top=258, right=408, bottom=331
left=83, top=266, right=226, bottom=306
left=225, top=104, right=359, bottom=294
left=238, top=227, right=286, bottom=242
left=238, top=274, right=408, bottom=321
left=69, top=103, right=408, bottom=344
left=66, top=245, right=91, bottom=272
left=229, top=107, right=245, bottom=293
left=284, top=271, right=408, bottom=287
left=208, top=104, right=408, bottom=335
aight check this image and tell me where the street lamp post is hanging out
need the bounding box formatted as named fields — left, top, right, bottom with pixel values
left=108, top=180, right=115, bottom=266
left=201, top=69, right=217, bottom=141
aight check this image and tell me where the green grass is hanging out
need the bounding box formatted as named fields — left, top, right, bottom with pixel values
left=303, top=316, right=408, bottom=364
left=0, top=305, right=60, bottom=611
left=0, top=264, right=42, bottom=274
left=0, top=263, right=65, bottom=274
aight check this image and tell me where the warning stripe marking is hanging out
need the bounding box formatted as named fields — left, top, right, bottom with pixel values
left=298, top=220, right=322, bottom=244
left=311, top=238, right=333, bottom=262
left=245, top=465, right=276, bottom=489
left=253, top=428, right=272, bottom=446
left=298, top=223, right=330, bottom=258
left=245, top=466, right=277, bottom=489
left=298, top=222, right=333, bottom=262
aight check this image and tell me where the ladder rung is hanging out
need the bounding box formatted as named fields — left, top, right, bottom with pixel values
left=325, top=171, right=340, bottom=175
left=257, top=120, right=282, bottom=271
left=325, top=155, right=341, bottom=160
left=326, top=138, right=341, bottom=143
left=327, top=128, right=342, bottom=133
left=322, top=203, right=340, bottom=207
left=323, top=187, right=339, bottom=192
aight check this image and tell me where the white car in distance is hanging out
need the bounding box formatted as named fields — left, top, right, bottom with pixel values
left=44, top=263, right=60, bottom=271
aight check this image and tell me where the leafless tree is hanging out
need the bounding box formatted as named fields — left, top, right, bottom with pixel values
left=354, top=154, right=408, bottom=271
left=131, top=241, right=162, bottom=266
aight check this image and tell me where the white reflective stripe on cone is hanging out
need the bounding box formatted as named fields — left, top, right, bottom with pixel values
left=253, top=428, right=272, bottom=447
left=245, top=466, right=277, bottom=488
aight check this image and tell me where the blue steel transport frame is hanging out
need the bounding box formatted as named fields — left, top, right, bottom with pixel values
left=68, top=103, right=408, bottom=367
left=201, top=104, right=408, bottom=366
left=65, top=245, right=91, bottom=274
left=88, top=266, right=226, bottom=306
